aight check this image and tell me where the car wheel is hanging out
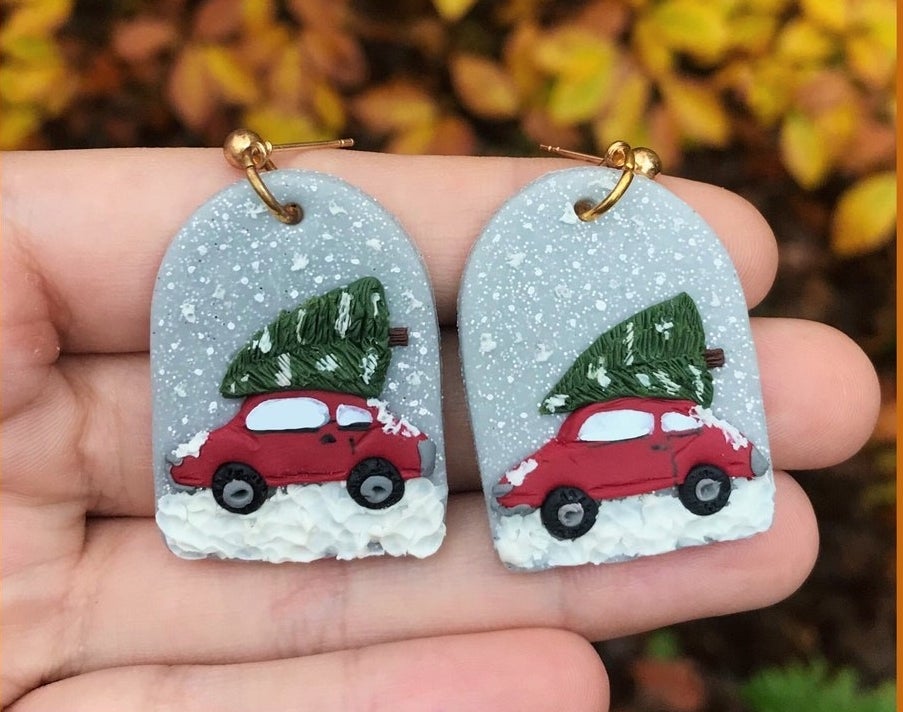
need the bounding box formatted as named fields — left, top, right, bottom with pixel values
left=540, top=486, right=599, bottom=540
left=678, top=465, right=731, bottom=515
left=346, top=458, right=405, bottom=509
left=211, top=463, right=269, bottom=514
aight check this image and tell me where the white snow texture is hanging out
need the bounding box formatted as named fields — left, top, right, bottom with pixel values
left=156, top=477, right=446, bottom=563
left=494, top=476, right=773, bottom=570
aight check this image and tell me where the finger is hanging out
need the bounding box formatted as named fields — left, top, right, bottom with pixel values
left=9, top=629, right=608, bottom=712
left=10, top=317, right=872, bottom=516
left=50, top=474, right=814, bottom=677
left=756, top=318, right=880, bottom=469
left=2, top=150, right=778, bottom=354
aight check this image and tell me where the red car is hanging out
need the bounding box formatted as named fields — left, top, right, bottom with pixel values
left=167, top=390, right=435, bottom=514
left=493, top=396, right=769, bottom=540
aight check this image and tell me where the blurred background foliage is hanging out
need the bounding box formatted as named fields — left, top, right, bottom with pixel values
left=1, top=0, right=895, bottom=255
left=0, top=1, right=896, bottom=710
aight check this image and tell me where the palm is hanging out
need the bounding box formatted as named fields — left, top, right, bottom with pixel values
left=2, top=150, right=878, bottom=711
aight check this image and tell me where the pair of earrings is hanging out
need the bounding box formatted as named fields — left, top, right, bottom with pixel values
left=151, top=130, right=774, bottom=571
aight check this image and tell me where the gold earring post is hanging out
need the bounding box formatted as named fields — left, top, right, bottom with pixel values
left=541, top=141, right=661, bottom=222
left=222, top=129, right=354, bottom=224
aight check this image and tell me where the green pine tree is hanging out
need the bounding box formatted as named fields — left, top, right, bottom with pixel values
left=221, top=277, right=391, bottom=398
left=541, top=293, right=713, bottom=414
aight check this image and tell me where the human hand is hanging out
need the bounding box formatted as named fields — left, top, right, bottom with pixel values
left=1, top=149, right=879, bottom=710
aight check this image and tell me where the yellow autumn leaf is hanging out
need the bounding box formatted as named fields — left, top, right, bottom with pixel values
left=631, top=17, right=672, bottom=77
left=0, top=104, right=41, bottom=149
left=729, top=12, right=778, bottom=55
left=450, top=54, right=520, bottom=120
left=0, top=61, right=65, bottom=104
left=801, top=0, right=848, bottom=33
left=386, top=122, right=436, bottom=154
left=741, top=0, right=792, bottom=11
left=167, top=47, right=217, bottom=129
left=0, top=0, right=72, bottom=45
left=534, top=27, right=611, bottom=77
left=431, top=0, right=478, bottom=22
left=244, top=107, right=330, bottom=145
left=831, top=172, right=897, bottom=257
left=241, top=0, right=275, bottom=31
left=813, top=102, right=858, bottom=156
left=503, top=22, right=542, bottom=98
left=201, top=45, right=260, bottom=105
left=268, top=43, right=312, bottom=108
left=775, top=18, right=836, bottom=64
left=311, top=83, right=345, bottom=131
left=779, top=111, right=832, bottom=189
left=648, top=0, right=730, bottom=65
left=352, top=82, right=437, bottom=134
left=591, top=71, right=651, bottom=147
left=0, top=34, right=57, bottom=63
left=846, top=34, right=895, bottom=89
left=660, top=78, right=730, bottom=147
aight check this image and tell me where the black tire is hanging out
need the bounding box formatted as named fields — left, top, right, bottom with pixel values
left=346, top=458, right=405, bottom=509
left=540, top=486, right=599, bottom=540
left=678, top=465, right=731, bottom=516
left=211, top=463, right=269, bottom=515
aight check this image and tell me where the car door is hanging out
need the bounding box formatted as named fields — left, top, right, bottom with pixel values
left=243, top=395, right=337, bottom=484
left=571, top=406, right=673, bottom=498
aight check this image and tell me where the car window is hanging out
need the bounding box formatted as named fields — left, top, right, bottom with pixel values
left=336, top=404, right=374, bottom=429
left=577, top=409, right=655, bottom=442
left=245, top=397, right=329, bottom=431
left=661, top=411, right=702, bottom=433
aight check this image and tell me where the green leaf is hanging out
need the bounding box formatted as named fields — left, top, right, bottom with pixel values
left=221, top=277, right=391, bottom=399
left=541, top=293, right=713, bottom=414
left=742, top=660, right=896, bottom=712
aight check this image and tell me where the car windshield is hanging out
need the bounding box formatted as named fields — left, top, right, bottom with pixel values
left=245, top=397, right=329, bottom=431
left=336, top=404, right=373, bottom=429
left=661, top=411, right=702, bottom=433
left=577, top=409, right=655, bottom=442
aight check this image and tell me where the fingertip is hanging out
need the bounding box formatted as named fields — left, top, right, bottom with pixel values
left=757, top=319, right=880, bottom=469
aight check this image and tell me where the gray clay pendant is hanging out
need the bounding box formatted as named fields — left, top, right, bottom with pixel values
left=459, top=167, right=774, bottom=571
left=151, top=169, right=447, bottom=562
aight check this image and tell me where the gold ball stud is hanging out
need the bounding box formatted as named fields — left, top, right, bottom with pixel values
left=633, top=147, right=663, bottom=179
left=223, top=129, right=270, bottom=169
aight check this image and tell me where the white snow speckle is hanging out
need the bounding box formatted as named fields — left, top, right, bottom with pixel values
left=506, top=252, right=526, bottom=268
left=335, top=291, right=353, bottom=337
left=212, top=285, right=226, bottom=300
left=257, top=326, right=272, bottom=354
left=156, top=478, right=446, bottom=563
left=197, top=245, right=208, bottom=256
left=559, top=203, right=579, bottom=224
left=479, top=333, right=497, bottom=354
left=328, top=200, right=347, bottom=216
left=367, top=398, right=421, bottom=438
left=253, top=293, right=265, bottom=303
left=595, top=299, right=607, bottom=312
left=691, top=406, right=750, bottom=450
left=402, top=289, right=424, bottom=311
left=504, top=458, right=538, bottom=487
left=554, top=284, right=572, bottom=299
left=208, top=401, right=218, bottom=413
left=655, top=320, right=674, bottom=339
left=635, top=373, right=651, bottom=387
left=543, top=393, right=568, bottom=412
left=275, top=353, right=292, bottom=387
left=172, top=430, right=209, bottom=460
left=365, top=238, right=383, bottom=252
left=535, top=343, right=554, bottom=362
left=315, top=354, right=340, bottom=372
